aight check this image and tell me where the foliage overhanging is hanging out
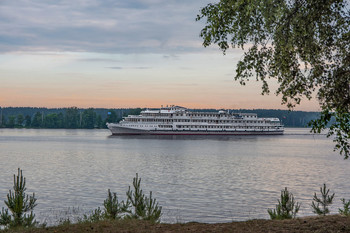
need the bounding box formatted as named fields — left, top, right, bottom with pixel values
left=197, top=0, right=350, bottom=158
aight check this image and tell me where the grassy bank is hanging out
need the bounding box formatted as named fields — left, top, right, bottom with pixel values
left=2, top=215, right=350, bottom=233
left=2, top=170, right=349, bottom=232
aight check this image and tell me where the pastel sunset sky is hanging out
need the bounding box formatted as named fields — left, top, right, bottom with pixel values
left=0, top=0, right=320, bottom=111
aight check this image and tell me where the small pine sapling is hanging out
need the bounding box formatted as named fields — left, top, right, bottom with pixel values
left=103, top=189, right=129, bottom=220
left=126, top=173, right=162, bottom=222
left=339, top=199, right=350, bottom=216
left=144, top=191, right=162, bottom=222
left=126, top=173, right=146, bottom=219
left=83, top=173, right=162, bottom=223
left=0, top=168, right=37, bottom=229
left=311, top=183, right=335, bottom=216
left=268, top=187, right=301, bottom=220
left=82, top=189, right=130, bottom=222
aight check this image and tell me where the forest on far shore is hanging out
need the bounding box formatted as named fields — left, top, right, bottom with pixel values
left=0, top=107, right=320, bottom=129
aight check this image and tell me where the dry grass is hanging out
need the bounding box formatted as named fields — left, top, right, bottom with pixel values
left=2, top=215, right=350, bottom=233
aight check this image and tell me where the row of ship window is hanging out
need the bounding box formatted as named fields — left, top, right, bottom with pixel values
left=142, top=113, right=257, bottom=118
left=186, top=114, right=257, bottom=118
left=127, top=119, right=267, bottom=124
left=126, top=125, right=274, bottom=129
left=175, top=125, right=273, bottom=129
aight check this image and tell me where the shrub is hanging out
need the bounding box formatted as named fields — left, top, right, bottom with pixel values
left=311, top=183, right=335, bottom=216
left=125, top=173, right=162, bottom=223
left=268, top=187, right=301, bottom=220
left=81, top=190, right=129, bottom=223
left=0, top=168, right=37, bottom=229
left=79, top=207, right=104, bottom=223
left=339, top=198, right=350, bottom=216
left=82, top=174, right=162, bottom=223
left=103, top=189, right=129, bottom=220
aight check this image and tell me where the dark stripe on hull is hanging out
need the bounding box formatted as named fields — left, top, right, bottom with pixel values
left=111, top=133, right=284, bottom=135
left=109, top=127, right=284, bottom=135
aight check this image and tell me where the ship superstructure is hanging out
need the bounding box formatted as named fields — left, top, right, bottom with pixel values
left=107, top=105, right=284, bottom=135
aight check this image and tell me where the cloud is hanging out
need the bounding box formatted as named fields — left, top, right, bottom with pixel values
left=78, top=58, right=120, bottom=62
left=106, top=66, right=152, bottom=70
left=163, top=54, right=179, bottom=59
left=0, top=0, right=214, bottom=54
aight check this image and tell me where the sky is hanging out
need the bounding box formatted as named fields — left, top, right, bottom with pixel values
left=0, top=0, right=320, bottom=111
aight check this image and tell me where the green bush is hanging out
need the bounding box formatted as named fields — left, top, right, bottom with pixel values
left=79, top=207, right=104, bottom=223
left=0, top=168, right=37, bottom=229
left=268, top=187, right=301, bottom=220
left=83, top=174, right=162, bottom=223
left=81, top=190, right=129, bottom=223
left=311, top=183, right=335, bottom=216
left=339, top=198, right=350, bottom=216
left=103, top=189, right=129, bottom=220
left=125, top=173, right=162, bottom=222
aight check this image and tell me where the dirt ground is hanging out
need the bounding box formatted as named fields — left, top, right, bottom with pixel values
left=4, top=215, right=350, bottom=233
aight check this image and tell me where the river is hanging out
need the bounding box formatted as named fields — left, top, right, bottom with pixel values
left=0, top=128, right=349, bottom=224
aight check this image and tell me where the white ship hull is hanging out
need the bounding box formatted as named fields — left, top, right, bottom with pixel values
left=107, top=123, right=284, bottom=135
left=107, top=106, right=284, bottom=136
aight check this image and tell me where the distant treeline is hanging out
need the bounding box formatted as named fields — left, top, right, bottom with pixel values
left=0, top=107, right=142, bottom=129
left=0, top=107, right=319, bottom=129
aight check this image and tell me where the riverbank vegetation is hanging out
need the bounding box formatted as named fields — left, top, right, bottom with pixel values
left=267, top=187, right=300, bottom=220
left=0, top=169, right=162, bottom=231
left=0, top=169, right=37, bottom=228
left=1, top=215, right=350, bottom=233
left=2, top=169, right=350, bottom=232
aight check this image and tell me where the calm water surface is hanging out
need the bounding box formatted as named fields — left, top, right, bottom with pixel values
left=0, top=128, right=349, bottom=224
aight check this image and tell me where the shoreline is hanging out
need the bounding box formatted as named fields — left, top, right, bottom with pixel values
left=3, top=215, right=350, bottom=233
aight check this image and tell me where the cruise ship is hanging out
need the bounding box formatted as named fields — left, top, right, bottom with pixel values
left=107, top=105, right=284, bottom=135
